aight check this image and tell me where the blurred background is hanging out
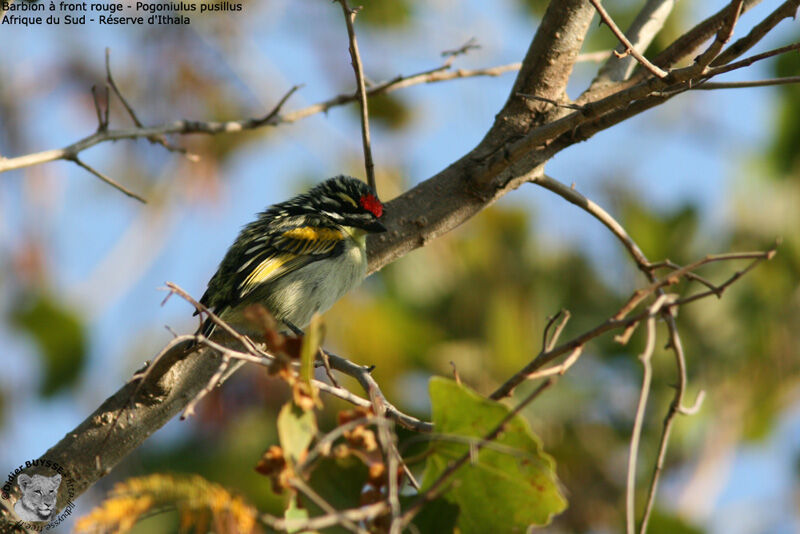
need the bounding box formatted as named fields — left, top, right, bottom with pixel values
left=1, top=0, right=799, bottom=532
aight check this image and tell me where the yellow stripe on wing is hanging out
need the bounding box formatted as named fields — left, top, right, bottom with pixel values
left=276, top=226, right=344, bottom=255
left=241, top=256, right=289, bottom=290
left=281, top=227, right=343, bottom=242
left=239, top=226, right=344, bottom=293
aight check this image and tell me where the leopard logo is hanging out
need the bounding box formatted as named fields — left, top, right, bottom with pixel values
left=13, top=473, right=61, bottom=522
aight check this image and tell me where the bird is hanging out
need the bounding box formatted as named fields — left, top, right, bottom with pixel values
left=196, top=175, right=386, bottom=350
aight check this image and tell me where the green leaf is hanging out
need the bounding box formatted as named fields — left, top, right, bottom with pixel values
left=284, top=494, right=310, bottom=534
left=277, top=402, right=316, bottom=466
left=299, top=314, right=322, bottom=387
left=405, top=495, right=460, bottom=533
left=11, top=293, right=87, bottom=396
left=421, top=377, right=566, bottom=532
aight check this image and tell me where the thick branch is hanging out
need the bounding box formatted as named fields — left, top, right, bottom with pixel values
left=34, top=343, right=222, bottom=511
left=476, top=0, right=596, bottom=146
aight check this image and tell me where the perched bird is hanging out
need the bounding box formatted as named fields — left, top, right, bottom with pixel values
left=198, top=175, right=386, bottom=343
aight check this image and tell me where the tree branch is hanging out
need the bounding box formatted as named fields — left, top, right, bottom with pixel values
left=711, top=0, right=800, bottom=67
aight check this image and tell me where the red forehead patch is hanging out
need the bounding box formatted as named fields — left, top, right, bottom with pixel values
left=359, top=194, right=383, bottom=218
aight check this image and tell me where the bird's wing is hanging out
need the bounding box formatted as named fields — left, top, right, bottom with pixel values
left=197, top=215, right=345, bottom=317
left=235, top=222, right=345, bottom=299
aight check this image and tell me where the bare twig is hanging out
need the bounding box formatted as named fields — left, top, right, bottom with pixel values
left=531, top=174, right=651, bottom=271
left=0, top=50, right=629, bottom=179
left=90, top=85, right=109, bottom=131
left=542, top=309, right=571, bottom=352
left=638, top=314, right=705, bottom=533
left=292, top=478, right=369, bottom=534
left=626, top=294, right=674, bottom=534
left=260, top=501, right=388, bottom=533
left=523, top=347, right=583, bottom=381
left=163, top=282, right=264, bottom=355
left=442, top=37, right=481, bottom=61
left=707, top=42, right=800, bottom=80
left=179, top=337, right=275, bottom=420
left=336, top=0, right=376, bottom=193
left=588, top=0, right=668, bottom=78
left=322, top=349, right=433, bottom=432
left=712, top=0, right=800, bottom=67
left=70, top=156, right=147, bottom=203
left=615, top=250, right=774, bottom=320
left=693, top=76, right=800, bottom=90
left=517, top=92, right=586, bottom=110
left=627, top=0, right=761, bottom=84
left=690, top=0, right=745, bottom=72
left=0, top=62, right=516, bottom=175
left=104, top=48, right=198, bottom=160
left=595, top=0, right=677, bottom=84
left=490, top=248, right=774, bottom=400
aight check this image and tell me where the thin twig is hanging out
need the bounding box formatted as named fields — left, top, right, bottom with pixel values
left=693, top=76, right=800, bottom=90
left=291, top=478, right=369, bottom=534
left=626, top=294, right=673, bottom=534
left=711, top=0, right=800, bottom=67
left=323, top=349, right=433, bottom=432
left=260, top=502, right=388, bottom=532
left=517, top=92, right=586, bottom=110
left=638, top=314, right=705, bottom=533
left=541, top=310, right=567, bottom=352
left=705, top=42, right=800, bottom=79
left=70, top=156, right=147, bottom=203
left=531, top=174, right=651, bottom=271
left=649, top=260, right=722, bottom=295
left=90, top=85, right=108, bottom=131
left=588, top=0, right=668, bottom=78
left=252, top=84, right=304, bottom=127
left=615, top=250, right=774, bottom=320
left=337, top=0, right=376, bottom=193
left=0, top=52, right=615, bottom=177
left=595, top=0, right=678, bottom=84
left=0, top=62, right=520, bottom=175
left=490, top=248, right=774, bottom=400
left=104, top=48, right=197, bottom=160
left=523, top=347, right=583, bottom=381
left=442, top=37, right=481, bottom=59
left=690, top=0, right=744, bottom=73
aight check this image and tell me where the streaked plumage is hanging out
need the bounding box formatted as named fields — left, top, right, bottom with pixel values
left=198, top=175, right=386, bottom=338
